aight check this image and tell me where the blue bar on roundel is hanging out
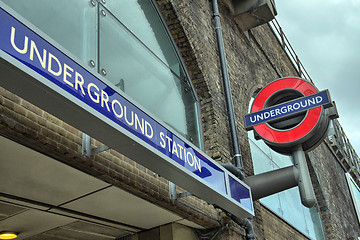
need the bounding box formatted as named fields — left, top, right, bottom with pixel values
left=245, top=90, right=330, bottom=129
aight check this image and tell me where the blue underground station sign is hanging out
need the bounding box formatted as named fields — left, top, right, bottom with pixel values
left=0, top=4, right=254, bottom=220
left=244, top=77, right=338, bottom=207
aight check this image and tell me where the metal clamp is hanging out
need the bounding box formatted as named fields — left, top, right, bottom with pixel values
left=82, top=133, right=110, bottom=157
left=169, top=181, right=192, bottom=200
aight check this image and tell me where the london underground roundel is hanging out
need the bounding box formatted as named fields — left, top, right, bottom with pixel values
left=245, top=77, right=338, bottom=154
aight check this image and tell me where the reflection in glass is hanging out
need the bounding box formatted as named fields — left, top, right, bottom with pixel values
left=4, top=0, right=202, bottom=148
left=99, top=6, right=200, bottom=146
left=229, top=176, right=253, bottom=211
left=104, top=0, right=181, bottom=76
left=346, top=173, right=360, bottom=224
left=3, top=0, right=97, bottom=66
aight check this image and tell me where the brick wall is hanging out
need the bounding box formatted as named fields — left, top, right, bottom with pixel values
left=308, top=142, right=360, bottom=239
left=0, top=86, right=221, bottom=228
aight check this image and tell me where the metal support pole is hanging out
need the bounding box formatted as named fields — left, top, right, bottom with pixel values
left=169, top=181, right=177, bottom=200
left=82, top=133, right=92, bottom=157
left=211, top=1, right=253, bottom=239
left=280, top=27, right=285, bottom=48
left=293, top=145, right=316, bottom=207
left=212, top=0, right=244, bottom=177
left=296, top=55, right=302, bottom=77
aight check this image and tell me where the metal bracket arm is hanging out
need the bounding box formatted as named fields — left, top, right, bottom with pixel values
left=82, top=133, right=110, bottom=157
left=245, top=165, right=299, bottom=201
left=244, top=144, right=316, bottom=208
left=168, top=182, right=192, bottom=200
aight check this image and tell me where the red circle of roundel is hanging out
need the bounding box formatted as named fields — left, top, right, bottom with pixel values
left=251, top=77, right=321, bottom=144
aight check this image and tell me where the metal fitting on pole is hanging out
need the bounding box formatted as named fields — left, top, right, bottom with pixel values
left=293, top=145, right=316, bottom=207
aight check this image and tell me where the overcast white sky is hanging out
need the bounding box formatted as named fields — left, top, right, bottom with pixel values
left=275, top=0, right=360, bottom=153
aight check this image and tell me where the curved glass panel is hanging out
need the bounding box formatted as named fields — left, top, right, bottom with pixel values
left=2, top=0, right=97, bottom=66
left=99, top=6, right=192, bottom=142
left=346, top=173, right=360, bottom=224
left=2, top=0, right=201, bottom=147
left=103, top=0, right=181, bottom=76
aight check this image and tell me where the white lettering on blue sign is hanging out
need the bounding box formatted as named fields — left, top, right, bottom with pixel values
left=9, top=25, right=204, bottom=173
left=245, top=91, right=330, bottom=129
left=248, top=95, right=323, bottom=124
left=159, top=131, right=202, bottom=172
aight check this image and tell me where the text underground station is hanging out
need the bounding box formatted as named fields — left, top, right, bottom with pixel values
left=0, top=6, right=253, bottom=213
left=7, top=25, right=203, bottom=174
left=5, top=24, right=206, bottom=173
left=245, top=90, right=331, bottom=130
